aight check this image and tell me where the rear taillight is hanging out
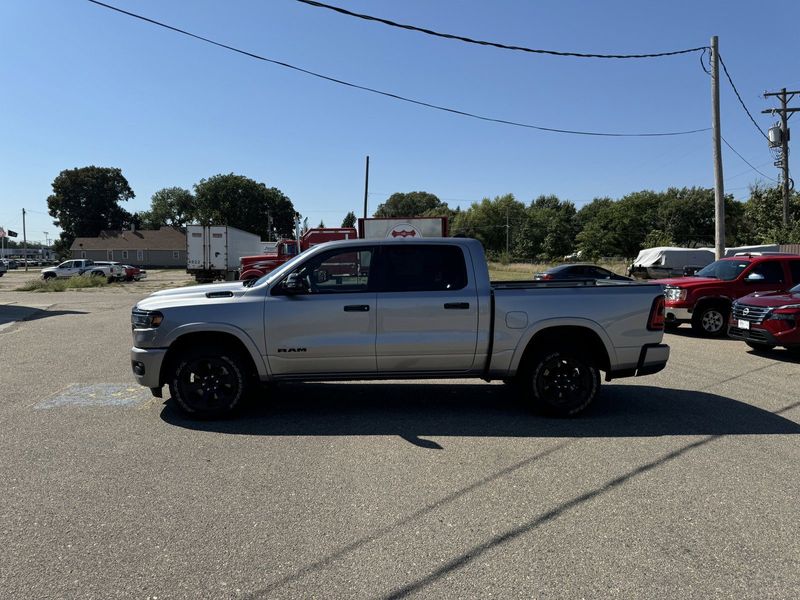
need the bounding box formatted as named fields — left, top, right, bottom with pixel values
left=648, top=296, right=665, bottom=331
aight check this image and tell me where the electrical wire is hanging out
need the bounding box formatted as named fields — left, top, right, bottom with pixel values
left=85, top=0, right=709, bottom=138
left=721, top=136, right=777, bottom=182
left=718, top=54, right=769, bottom=141
left=295, top=0, right=709, bottom=60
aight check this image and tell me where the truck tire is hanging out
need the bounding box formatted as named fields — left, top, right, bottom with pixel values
left=520, top=350, right=600, bottom=417
left=691, top=304, right=728, bottom=337
left=167, top=346, right=250, bottom=418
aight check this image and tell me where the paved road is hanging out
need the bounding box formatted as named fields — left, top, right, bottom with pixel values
left=1, top=281, right=798, bottom=599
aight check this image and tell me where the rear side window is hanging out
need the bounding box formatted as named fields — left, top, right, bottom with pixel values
left=748, top=260, right=784, bottom=284
left=790, top=260, right=800, bottom=285
left=377, top=245, right=468, bottom=292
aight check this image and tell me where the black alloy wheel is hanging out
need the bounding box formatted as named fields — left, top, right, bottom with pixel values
left=168, top=347, right=249, bottom=418
left=525, top=350, right=600, bottom=417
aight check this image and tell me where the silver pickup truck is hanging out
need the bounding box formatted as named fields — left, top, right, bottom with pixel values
left=131, top=238, right=669, bottom=418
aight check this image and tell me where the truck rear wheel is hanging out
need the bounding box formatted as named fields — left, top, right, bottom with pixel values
left=167, top=346, right=250, bottom=418
left=520, top=350, right=600, bottom=417
left=691, top=304, right=728, bottom=337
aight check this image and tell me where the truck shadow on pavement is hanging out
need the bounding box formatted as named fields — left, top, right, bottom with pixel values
left=160, top=382, right=800, bottom=446
left=0, top=305, right=87, bottom=327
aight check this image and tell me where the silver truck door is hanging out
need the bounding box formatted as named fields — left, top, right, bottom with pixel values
left=265, top=246, right=377, bottom=376
left=374, top=244, right=479, bottom=373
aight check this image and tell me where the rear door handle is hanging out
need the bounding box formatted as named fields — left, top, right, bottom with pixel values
left=344, top=304, right=370, bottom=312
left=444, top=302, right=470, bottom=309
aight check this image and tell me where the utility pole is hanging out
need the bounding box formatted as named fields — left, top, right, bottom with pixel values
left=505, top=206, right=510, bottom=257
left=710, top=36, right=725, bottom=260
left=363, top=155, right=370, bottom=220
left=22, top=208, right=28, bottom=271
left=762, top=88, right=800, bottom=227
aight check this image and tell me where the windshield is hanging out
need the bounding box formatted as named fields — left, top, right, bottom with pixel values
left=248, top=251, right=308, bottom=287
left=694, top=260, right=750, bottom=281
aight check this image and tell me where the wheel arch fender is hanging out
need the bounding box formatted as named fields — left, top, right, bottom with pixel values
left=509, top=318, right=616, bottom=375
left=159, top=323, right=270, bottom=385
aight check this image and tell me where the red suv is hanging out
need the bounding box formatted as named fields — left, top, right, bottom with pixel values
left=728, top=283, right=800, bottom=352
left=657, top=253, right=800, bottom=336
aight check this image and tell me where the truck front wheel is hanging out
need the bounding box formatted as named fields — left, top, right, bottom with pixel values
left=520, top=350, right=600, bottom=417
left=167, top=346, right=250, bottom=418
left=691, top=304, right=728, bottom=337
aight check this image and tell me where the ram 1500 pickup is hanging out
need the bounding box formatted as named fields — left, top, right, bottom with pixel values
left=130, top=238, right=669, bottom=418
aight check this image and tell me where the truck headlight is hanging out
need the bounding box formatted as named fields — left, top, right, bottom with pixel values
left=131, top=308, right=164, bottom=329
left=664, top=287, right=687, bottom=302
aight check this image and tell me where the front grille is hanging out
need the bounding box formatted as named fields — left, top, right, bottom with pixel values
left=729, top=327, right=770, bottom=342
left=731, top=303, right=771, bottom=324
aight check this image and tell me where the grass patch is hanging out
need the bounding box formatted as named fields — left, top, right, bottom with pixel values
left=16, top=276, right=111, bottom=292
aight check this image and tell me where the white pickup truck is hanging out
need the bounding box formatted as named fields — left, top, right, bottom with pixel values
left=41, top=259, right=119, bottom=282
left=131, top=238, right=669, bottom=418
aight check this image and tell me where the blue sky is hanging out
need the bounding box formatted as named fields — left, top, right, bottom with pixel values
left=2, top=0, right=798, bottom=244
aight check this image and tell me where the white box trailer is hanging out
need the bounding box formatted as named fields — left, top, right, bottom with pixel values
left=358, top=217, right=448, bottom=239
left=186, top=225, right=262, bottom=282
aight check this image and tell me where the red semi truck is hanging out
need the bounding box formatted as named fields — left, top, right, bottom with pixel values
left=239, top=228, right=357, bottom=281
left=239, top=217, right=449, bottom=281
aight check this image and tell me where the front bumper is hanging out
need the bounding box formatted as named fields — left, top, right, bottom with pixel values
left=728, top=324, right=800, bottom=348
left=664, top=306, right=692, bottom=323
left=130, top=346, right=167, bottom=390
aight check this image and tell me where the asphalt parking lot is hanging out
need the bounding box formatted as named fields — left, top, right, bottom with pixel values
left=1, top=271, right=799, bottom=599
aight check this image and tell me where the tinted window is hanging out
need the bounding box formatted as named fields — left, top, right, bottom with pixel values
left=789, top=260, right=800, bottom=285
left=377, top=245, right=467, bottom=292
left=748, top=260, right=784, bottom=284
left=281, top=247, right=373, bottom=294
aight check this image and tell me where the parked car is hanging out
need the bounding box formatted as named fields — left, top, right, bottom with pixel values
left=121, top=265, right=147, bottom=282
left=534, top=264, right=632, bottom=281
left=728, top=283, right=800, bottom=352
left=92, top=261, right=127, bottom=282
left=4, top=259, right=18, bottom=269
left=658, top=253, right=800, bottom=336
left=0, top=260, right=6, bottom=277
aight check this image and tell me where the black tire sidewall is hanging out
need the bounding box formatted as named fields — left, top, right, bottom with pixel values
left=168, top=348, right=248, bottom=418
left=692, top=305, right=728, bottom=336
left=524, top=350, right=600, bottom=417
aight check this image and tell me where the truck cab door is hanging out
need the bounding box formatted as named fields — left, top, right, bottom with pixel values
left=373, top=244, right=479, bottom=373
left=265, top=246, right=377, bottom=376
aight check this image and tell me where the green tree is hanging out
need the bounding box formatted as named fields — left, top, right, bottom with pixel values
left=47, top=166, right=134, bottom=254
left=374, top=191, right=447, bottom=217
left=451, top=194, right=526, bottom=258
left=139, top=187, right=195, bottom=230
left=742, top=184, right=800, bottom=243
left=193, top=174, right=296, bottom=240
left=341, top=211, right=357, bottom=228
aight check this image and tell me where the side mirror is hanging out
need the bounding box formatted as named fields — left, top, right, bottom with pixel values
left=745, top=273, right=765, bottom=282
left=281, top=272, right=309, bottom=294
left=316, top=269, right=329, bottom=284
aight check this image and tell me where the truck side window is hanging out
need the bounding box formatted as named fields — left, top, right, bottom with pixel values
left=285, top=247, right=373, bottom=294
left=377, top=245, right=468, bottom=292
left=790, top=260, right=800, bottom=285
left=748, top=261, right=784, bottom=284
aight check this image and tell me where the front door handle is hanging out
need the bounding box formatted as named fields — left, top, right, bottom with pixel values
left=444, top=302, right=470, bottom=309
left=344, top=304, right=370, bottom=312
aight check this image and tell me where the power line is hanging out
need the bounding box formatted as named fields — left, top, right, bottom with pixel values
left=718, top=54, right=769, bottom=141
left=721, top=136, right=776, bottom=182
left=296, top=0, right=709, bottom=60
left=85, top=0, right=709, bottom=138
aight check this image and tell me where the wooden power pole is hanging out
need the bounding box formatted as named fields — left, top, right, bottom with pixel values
left=710, top=36, right=725, bottom=260
left=762, top=88, right=800, bottom=227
